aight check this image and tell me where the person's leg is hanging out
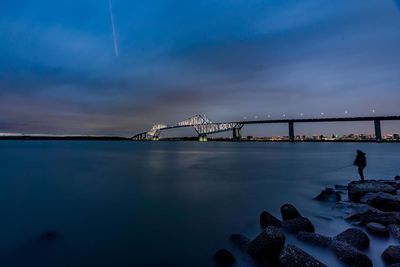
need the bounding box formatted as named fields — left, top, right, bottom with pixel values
left=358, top=167, right=365, bottom=182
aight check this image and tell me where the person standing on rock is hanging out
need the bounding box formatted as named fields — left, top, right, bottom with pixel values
left=353, top=150, right=367, bottom=182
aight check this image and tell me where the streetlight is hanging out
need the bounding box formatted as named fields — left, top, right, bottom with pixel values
left=267, top=114, right=271, bottom=118
left=300, top=113, right=304, bottom=117
left=372, top=109, right=376, bottom=114
left=321, top=112, right=324, bottom=116
left=254, top=115, right=258, bottom=119
left=345, top=110, right=348, bottom=115
left=283, top=114, right=286, bottom=117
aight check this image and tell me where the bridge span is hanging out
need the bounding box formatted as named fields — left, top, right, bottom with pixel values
left=132, top=115, right=400, bottom=142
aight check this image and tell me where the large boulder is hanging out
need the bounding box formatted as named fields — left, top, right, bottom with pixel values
left=260, top=211, right=282, bottom=228
left=330, top=240, right=372, bottom=267
left=230, top=234, right=250, bottom=252
left=297, top=231, right=332, bottom=248
left=213, top=249, right=236, bottom=266
left=334, top=228, right=369, bottom=250
left=282, top=217, right=315, bottom=234
left=279, top=244, right=327, bottom=267
left=348, top=180, right=395, bottom=202
left=366, top=222, right=389, bottom=236
left=247, top=226, right=285, bottom=264
left=281, top=204, right=302, bottom=221
left=382, top=245, right=400, bottom=265
left=389, top=224, right=400, bottom=240
left=314, top=187, right=341, bottom=202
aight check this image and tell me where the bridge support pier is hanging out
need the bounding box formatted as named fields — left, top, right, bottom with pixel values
left=233, top=127, right=242, bottom=141
left=288, top=121, right=295, bottom=142
left=374, top=119, right=382, bottom=142
left=199, top=134, right=208, bottom=142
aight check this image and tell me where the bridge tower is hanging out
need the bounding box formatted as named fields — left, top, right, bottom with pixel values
left=288, top=121, right=295, bottom=142
left=233, top=127, right=242, bottom=140
left=374, top=119, right=382, bottom=142
left=198, top=134, right=208, bottom=142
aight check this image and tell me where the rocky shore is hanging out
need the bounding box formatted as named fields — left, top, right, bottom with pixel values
left=214, top=176, right=400, bottom=267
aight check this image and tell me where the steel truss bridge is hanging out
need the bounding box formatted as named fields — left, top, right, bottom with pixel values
left=132, top=114, right=400, bottom=142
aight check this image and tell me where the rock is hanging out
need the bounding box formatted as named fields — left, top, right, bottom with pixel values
left=297, top=231, right=332, bottom=248
left=389, top=224, right=400, bottom=240
left=281, top=204, right=302, bottom=221
left=314, top=187, right=341, bottom=202
left=282, top=217, right=315, bottom=234
left=391, top=264, right=400, bottom=267
left=360, top=192, right=400, bottom=204
left=382, top=245, right=400, bottom=264
left=370, top=196, right=400, bottom=212
left=260, top=211, right=282, bottom=228
left=330, top=240, right=372, bottom=267
left=335, top=184, right=348, bottom=190
left=345, top=204, right=398, bottom=226
left=247, top=226, right=285, bottom=264
left=395, top=176, right=400, bottom=181
left=40, top=231, right=59, bottom=241
left=334, top=228, right=369, bottom=250
left=213, top=249, right=236, bottom=266
left=366, top=222, right=389, bottom=236
left=279, top=244, right=327, bottom=267
left=230, top=234, right=250, bottom=252
left=348, top=180, right=395, bottom=202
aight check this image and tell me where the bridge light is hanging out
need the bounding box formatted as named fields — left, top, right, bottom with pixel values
left=283, top=114, right=286, bottom=117
left=345, top=110, right=348, bottom=114
left=372, top=109, right=375, bottom=113
left=321, top=112, right=324, bottom=116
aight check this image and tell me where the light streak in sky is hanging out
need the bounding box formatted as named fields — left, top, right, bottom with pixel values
left=109, top=0, right=119, bottom=57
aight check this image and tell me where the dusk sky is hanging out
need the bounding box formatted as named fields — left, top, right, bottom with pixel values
left=1, top=0, right=400, bottom=136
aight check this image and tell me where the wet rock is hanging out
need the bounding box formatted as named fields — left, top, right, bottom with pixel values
left=370, top=196, right=400, bottom=212
left=213, top=249, right=236, bottom=266
left=279, top=244, right=327, bottom=267
left=382, top=245, right=400, bottom=265
left=260, top=211, right=282, bottom=228
left=348, top=180, right=395, bottom=202
left=297, top=231, right=332, bottom=248
left=389, top=224, right=400, bottom=240
left=366, top=222, right=389, bottom=236
left=334, top=228, right=369, bottom=250
left=395, top=176, right=400, bottom=181
left=330, top=240, right=372, bottom=267
left=314, top=187, right=341, bottom=202
left=247, top=226, right=285, bottom=264
left=230, top=234, right=250, bottom=252
left=40, top=231, right=59, bottom=241
left=281, top=204, right=302, bottom=221
left=282, top=217, right=315, bottom=234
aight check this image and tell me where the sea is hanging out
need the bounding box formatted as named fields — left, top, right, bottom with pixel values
left=0, top=141, right=399, bottom=266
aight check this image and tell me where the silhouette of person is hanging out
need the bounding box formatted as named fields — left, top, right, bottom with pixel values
left=353, top=150, right=367, bottom=182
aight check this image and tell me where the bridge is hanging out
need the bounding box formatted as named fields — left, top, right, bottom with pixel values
left=131, top=115, right=400, bottom=142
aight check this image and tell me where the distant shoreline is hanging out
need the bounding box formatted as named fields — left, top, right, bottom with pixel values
left=1, top=136, right=399, bottom=143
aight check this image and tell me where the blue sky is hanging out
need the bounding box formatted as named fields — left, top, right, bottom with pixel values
left=1, top=0, right=400, bottom=136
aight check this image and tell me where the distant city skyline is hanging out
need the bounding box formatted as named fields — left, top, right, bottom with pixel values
left=1, top=0, right=400, bottom=136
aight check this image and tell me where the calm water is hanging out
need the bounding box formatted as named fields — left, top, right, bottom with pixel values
left=0, top=141, right=399, bottom=267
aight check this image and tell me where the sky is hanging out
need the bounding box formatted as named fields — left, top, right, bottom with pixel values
left=1, top=0, right=400, bottom=137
